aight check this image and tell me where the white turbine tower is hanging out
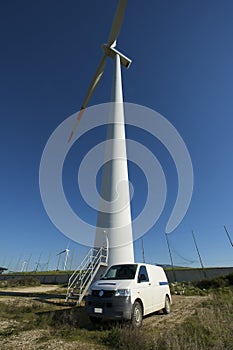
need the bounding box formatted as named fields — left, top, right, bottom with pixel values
left=69, top=0, right=134, bottom=266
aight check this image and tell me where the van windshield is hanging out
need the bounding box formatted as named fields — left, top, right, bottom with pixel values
left=101, top=264, right=138, bottom=280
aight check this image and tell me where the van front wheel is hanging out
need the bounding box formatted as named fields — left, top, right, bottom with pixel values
left=163, top=295, right=171, bottom=314
left=131, top=301, right=143, bottom=328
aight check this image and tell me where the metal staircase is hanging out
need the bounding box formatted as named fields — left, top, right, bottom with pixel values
left=65, top=247, right=108, bottom=305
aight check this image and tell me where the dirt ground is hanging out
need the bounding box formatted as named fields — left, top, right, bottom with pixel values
left=1, top=285, right=60, bottom=294
left=0, top=285, right=208, bottom=350
left=143, top=294, right=208, bottom=330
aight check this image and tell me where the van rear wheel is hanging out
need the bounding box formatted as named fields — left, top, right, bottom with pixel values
left=163, top=295, right=171, bottom=314
left=131, top=301, right=143, bottom=328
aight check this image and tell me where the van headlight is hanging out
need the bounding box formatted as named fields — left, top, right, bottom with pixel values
left=115, top=289, right=131, bottom=297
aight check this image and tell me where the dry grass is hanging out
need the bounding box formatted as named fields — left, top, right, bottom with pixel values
left=0, top=276, right=232, bottom=349
left=102, top=287, right=233, bottom=350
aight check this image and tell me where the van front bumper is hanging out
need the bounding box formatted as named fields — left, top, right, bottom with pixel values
left=85, top=295, right=132, bottom=320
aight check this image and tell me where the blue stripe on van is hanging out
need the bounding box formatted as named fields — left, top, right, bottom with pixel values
left=159, top=281, right=168, bottom=286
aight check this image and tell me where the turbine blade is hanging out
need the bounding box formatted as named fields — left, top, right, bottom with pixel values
left=68, top=54, right=106, bottom=142
left=107, top=0, right=128, bottom=47
left=57, top=249, right=66, bottom=256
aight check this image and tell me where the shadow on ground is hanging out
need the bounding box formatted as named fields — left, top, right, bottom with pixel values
left=0, top=290, right=119, bottom=331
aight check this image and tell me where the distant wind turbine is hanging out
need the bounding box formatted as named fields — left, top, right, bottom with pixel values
left=57, top=247, right=70, bottom=271
left=21, top=260, right=27, bottom=272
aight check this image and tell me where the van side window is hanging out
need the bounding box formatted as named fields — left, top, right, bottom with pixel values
left=138, top=266, right=149, bottom=283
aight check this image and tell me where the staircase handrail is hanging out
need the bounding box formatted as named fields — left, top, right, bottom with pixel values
left=66, top=246, right=108, bottom=303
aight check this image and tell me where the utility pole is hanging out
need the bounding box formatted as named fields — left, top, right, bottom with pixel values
left=224, top=225, right=233, bottom=247
left=35, top=253, right=42, bottom=272
left=46, top=252, right=51, bottom=271
left=26, top=254, right=32, bottom=272
left=165, top=233, right=176, bottom=282
left=56, top=253, right=61, bottom=271
left=15, top=255, right=22, bottom=272
left=191, top=230, right=207, bottom=279
left=141, top=239, right=145, bottom=263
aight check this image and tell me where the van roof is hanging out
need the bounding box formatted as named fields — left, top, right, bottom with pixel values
left=109, top=263, right=164, bottom=270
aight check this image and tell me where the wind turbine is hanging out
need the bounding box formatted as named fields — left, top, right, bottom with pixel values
left=57, top=247, right=70, bottom=271
left=69, top=0, right=134, bottom=266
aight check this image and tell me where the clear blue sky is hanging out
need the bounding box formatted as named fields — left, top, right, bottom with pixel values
left=1, top=0, right=233, bottom=271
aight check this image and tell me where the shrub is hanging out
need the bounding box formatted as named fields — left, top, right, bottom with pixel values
left=7, top=277, right=40, bottom=287
left=195, top=274, right=232, bottom=290
left=226, top=273, right=233, bottom=285
left=102, top=325, right=155, bottom=350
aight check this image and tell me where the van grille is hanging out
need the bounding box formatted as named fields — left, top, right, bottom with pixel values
left=92, top=290, right=115, bottom=298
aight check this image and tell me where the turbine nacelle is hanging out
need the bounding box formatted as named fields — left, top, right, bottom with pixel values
left=102, top=44, right=131, bottom=69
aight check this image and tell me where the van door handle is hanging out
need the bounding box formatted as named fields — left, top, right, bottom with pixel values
left=148, top=283, right=151, bottom=285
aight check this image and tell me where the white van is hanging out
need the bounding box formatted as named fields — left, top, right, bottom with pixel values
left=85, top=263, right=171, bottom=327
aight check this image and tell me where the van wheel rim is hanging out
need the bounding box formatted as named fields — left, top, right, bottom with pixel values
left=165, top=297, right=170, bottom=312
left=135, top=307, right=141, bottom=323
